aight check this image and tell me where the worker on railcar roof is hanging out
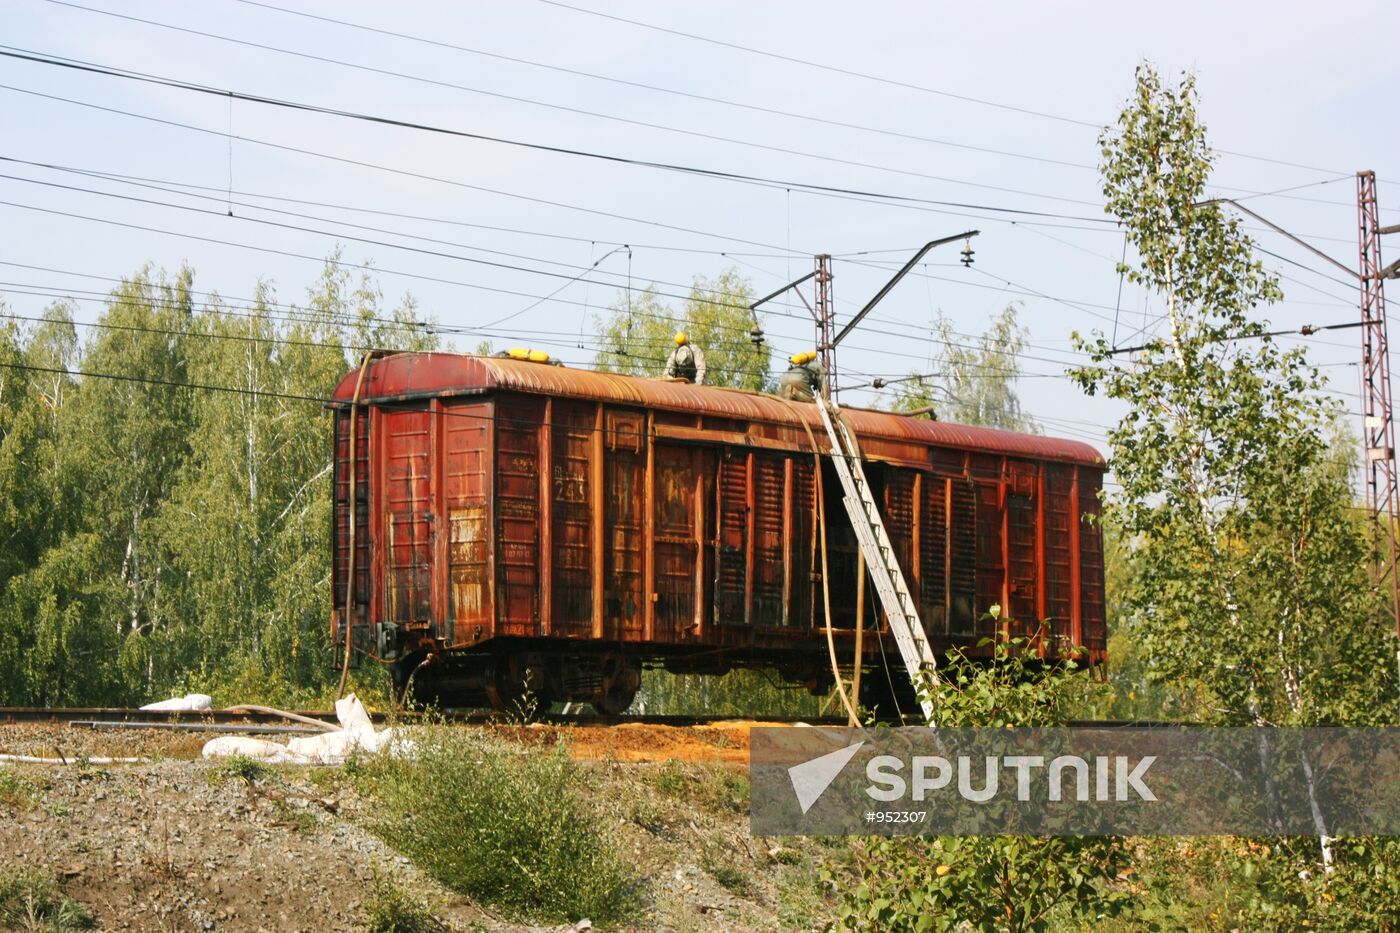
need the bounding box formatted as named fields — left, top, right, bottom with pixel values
left=662, top=331, right=707, bottom=385
left=777, top=350, right=825, bottom=402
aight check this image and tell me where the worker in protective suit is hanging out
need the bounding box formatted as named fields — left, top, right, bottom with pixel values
left=777, top=350, right=825, bottom=402
left=663, top=332, right=706, bottom=384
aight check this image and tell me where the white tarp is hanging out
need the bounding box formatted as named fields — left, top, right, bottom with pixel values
left=140, top=693, right=213, bottom=712
left=201, top=693, right=407, bottom=765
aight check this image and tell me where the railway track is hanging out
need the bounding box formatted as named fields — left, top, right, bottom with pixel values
left=0, top=706, right=852, bottom=730
left=0, top=707, right=1186, bottom=730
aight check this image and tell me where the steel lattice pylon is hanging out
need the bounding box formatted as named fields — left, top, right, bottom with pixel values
left=1357, top=171, right=1400, bottom=636
left=814, top=253, right=836, bottom=398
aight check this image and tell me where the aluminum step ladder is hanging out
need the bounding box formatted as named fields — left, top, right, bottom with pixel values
left=816, top=394, right=938, bottom=723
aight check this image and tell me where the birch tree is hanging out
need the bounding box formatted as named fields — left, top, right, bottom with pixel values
left=1072, top=65, right=1396, bottom=873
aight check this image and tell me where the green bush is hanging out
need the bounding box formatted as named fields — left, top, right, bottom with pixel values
left=364, top=875, right=444, bottom=933
left=354, top=729, right=641, bottom=924
left=0, top=869, right=94, bottom=931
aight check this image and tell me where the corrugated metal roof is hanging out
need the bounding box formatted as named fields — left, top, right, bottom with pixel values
left=332, top=352, right=1105, bottom=467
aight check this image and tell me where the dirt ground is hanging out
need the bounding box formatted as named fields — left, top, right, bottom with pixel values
left=0, top=721, right=833, bottom=932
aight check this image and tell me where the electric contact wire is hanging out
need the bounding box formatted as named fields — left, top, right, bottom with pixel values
left=0, top=84, right=805, bottom=255
left=0, top=200, right=1113, bottom=372
left=223, top=0, right=1095, bottom=171
left=531, top=0, right=1357, bottom=180
left=0, top=48, right=1121, bottom=223
left=35, top=1, right=1105, bottom=204
left=234, top=0, right=1382, bottom=207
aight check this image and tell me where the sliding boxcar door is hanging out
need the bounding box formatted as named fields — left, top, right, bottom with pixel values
left=382, top=407, right=433, bottom=630
left=443, top=401, right=491, bottom=646
left=495, top=398, right=543, bottom=638
left=604, top=409, right=646, bottom=641
left=550, top=400, right=594, bottom=638
left=714, top=447, right=749, bottom=626
left=653, top=444, right=710, bottom=641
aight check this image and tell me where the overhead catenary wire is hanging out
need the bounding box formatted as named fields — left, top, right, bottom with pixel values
left=529, top=0, right=1362, bottom=181
left=32, top=2, right=1109, bottom=203
left=0, top=47, right=1126, bottom=219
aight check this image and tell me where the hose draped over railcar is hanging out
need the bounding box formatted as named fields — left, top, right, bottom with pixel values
left=328, top=351, right=1107, bottom=714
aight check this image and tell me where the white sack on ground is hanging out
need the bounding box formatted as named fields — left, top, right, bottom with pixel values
left=201, top=736, right=293, bottom=763
left=141, top=693, right=213, bottom=712
left=201, top=693, right=407, bottom=765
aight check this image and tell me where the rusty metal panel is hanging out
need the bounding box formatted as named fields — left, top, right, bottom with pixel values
left=752, top=455, right=786, bottom=628
left=974, top=482, right=1004, bottom=638
left=332, top=353, right=1105, bottom=467
left=883, top=468, right=917, bottom=604
left=605, top=409, right=645, bottom=640
left=332, top=407, right=371, bottom=617
left=1044, top=465, right=1075, bottom=633
left=443, top=400, right=491, bottom=641
left=919, top=474, right=949, bottom=637
left=930, top=446, right=966, bottom=476
left=383, top=408, right=433, bottom=626
left=949, top=480, right=977, bottom=636
left=1007, top=476, right=1038, bottom=636
left=1078, top=469, right=1107, bottom=650
left=821, top=459, right=860, bottom=628
left=789, top=457, right=817, bottom=629
left=550, top=400, right=594, bottom=637
left=653, top=444, right=700, bottom=641
left=495, top=398, right=543, bottom=637
left=714, top=448, right=749, bottom=625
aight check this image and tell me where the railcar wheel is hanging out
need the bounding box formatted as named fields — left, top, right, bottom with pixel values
left=485, top=655, right=553, bottom=721
left=592, top=684, right=638, bottom=716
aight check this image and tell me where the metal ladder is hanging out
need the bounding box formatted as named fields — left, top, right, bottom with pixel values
left=816, top=394, right=938, bottom=723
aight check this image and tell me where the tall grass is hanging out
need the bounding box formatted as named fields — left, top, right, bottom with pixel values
left=353, top=730, right=641, bottom=924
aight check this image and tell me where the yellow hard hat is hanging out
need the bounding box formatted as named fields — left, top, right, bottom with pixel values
left=674, top=332, right=688, bottom=346
left=528, top=349, right=550, bottom=363
left=789, top=352, right=804, bottom=365
left=506, top=347, right=530, bottom=360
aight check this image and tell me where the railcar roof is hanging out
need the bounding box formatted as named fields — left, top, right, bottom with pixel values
left=331, top=351, right=1104, bottom=468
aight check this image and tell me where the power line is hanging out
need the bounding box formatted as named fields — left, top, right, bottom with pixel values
left=0, top=83, right=806, bottom=254
left=529, top=0, right=1353, bottom=178
left=0, top=47, right=1120, bottom=221
left=39, top=0, right=1109, bottom=202
left=0, top=167, right=771, bottom=310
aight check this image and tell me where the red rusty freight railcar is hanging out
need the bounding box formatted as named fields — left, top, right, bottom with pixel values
left=329, top=351, right=1107, bottom=714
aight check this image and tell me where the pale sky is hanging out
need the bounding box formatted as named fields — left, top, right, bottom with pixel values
left=4, top=0, right=1398, bottom=460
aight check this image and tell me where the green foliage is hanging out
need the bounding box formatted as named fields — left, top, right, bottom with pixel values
left=0, top=255, right=436, bottom=706
left=638, top=667, right=823, bottom=718
left=1112, top=836, right=1400, bottom=931
left=207, top=754, right=273, bottom=786
left=364, top=875, right=445, bottom=933
left=592, top=268, right=773, bottom=391
left=0, top=768, right=38, bottom=809
left=0, top=868, right=94, bottom=932
left=832, top=620, right=1128, bottom=932
left=893, top=305, right=1036, bottom=431
left=353, top=729, right=641, bottom=924
left=1072, top=65, right=1396, bottom=730
left=922, top=628, right=1108, bottom=728
left=642, top=760, right=749, bottom=815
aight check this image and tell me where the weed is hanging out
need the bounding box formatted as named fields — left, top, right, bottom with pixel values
left=0, top=868, right=95, bottom=931
left=642, top=761, right=748, bottom=814
left=700, top=838, right=751, bottom=895
left=696, top=767, right=749, bottom=815
left=269, top=796, right=318, bottom=834
left=364, top=875, right=444, bottom=933
left=207, top=755, right=272, bottom=786
left=354, top=729, right=642, bottom=924
left=646, top=761, right=687, bottom=799
left=0, top=769, right=37, bottom=809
